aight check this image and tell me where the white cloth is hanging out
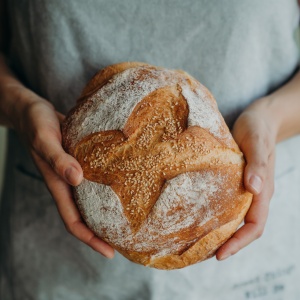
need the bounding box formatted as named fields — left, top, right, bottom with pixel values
left=1, top=1, right=300, bottom=299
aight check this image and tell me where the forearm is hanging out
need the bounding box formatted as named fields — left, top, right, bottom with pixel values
left=250, top=70, right=300, bottom=143
left=271, top=71, right=300, bottom=142
left=0, top=53, right=46, bottom=128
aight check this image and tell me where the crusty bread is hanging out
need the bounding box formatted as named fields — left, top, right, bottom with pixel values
left=62, top=62, right=252, bottom=270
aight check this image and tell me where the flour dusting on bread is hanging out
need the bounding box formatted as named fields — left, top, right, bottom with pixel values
left=62, top=62, right=252, bottom=269
left=65, top=66, right=231, bottom=151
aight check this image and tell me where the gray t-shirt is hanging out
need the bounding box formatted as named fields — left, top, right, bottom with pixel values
left=1, top=1, right=300, bottom=299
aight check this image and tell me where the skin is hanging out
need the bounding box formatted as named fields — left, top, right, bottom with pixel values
left=1, top=1, right=300, bottom=261
left=216, top=71, right=300, bottom=260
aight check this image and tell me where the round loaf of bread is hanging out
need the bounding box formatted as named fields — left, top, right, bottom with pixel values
left=62, top=62, right=252, bottom=270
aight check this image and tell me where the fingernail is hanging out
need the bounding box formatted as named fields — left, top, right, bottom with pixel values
left=95, top=247, right=114, bottom=259
left=104, top=250, right=115, bottom=259
left=219, top=252, right=231, bottom=261
left=65, top=167, right=78, bottom=185
left=249, top=175, right=262, bottom=194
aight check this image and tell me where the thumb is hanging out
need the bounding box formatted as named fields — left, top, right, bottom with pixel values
left=239, top=135, right=271, bottom=195
left=33, top=135, right=83, bottom=186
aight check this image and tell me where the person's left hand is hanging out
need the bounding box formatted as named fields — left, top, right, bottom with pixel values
left=216, top=97, right=278, bottom=260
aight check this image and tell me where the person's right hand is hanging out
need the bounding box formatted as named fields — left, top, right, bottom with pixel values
left=10, top=86, right=115, bottom=259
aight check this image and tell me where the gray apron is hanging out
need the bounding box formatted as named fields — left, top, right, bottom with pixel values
left=1, top=1, right=300, bottom=299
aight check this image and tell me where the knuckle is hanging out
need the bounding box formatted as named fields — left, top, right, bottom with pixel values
left=254, top=227, right=264, bottom=240
left=48, top=153, right=64, bottom=174
left=249, top=132, right=260, bottom=142
left=65, top=223, right=74, bottom=235
left=257, top=160, right=268, bottom=170
left=87, top=235, right=97, bottom=246
left=232, top=237, right=242, bottom=253
left=259, top=160, right=268, bottom=169
left=262, top=136, right=272, bottom=149
left=48, top=153, right=57, bottom=169
left=31, top=129, right=44, bottom=151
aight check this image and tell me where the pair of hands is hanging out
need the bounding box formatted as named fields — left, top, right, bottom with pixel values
left=14, top=86, right=277, bottom=261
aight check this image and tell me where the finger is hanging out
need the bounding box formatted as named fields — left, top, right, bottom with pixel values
left=56, top=111, right=66, bottom=123
left=216, top=151, right=275, bottom=260
left=216, top=193, right=269, bottom=260
left=32, top=126, right=83, bottom=186
left=33, top=152, right=115, bottom=258
left=239, top=132, right=273, bottom=195
left=65, top=219, right=115, bottom=259
left=26, top=102, right=82, bottom=186
left=41, top=139, right=83, bottom=186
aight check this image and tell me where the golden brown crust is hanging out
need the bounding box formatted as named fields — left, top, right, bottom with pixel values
left=62, top=62, right=253, bottom=269
left=146, top=193, right=252, bottom=269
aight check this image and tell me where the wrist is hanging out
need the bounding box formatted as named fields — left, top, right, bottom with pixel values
left=1, top=84, right=34, bottom=129
left=248, top=96, right=281, bottom=143
left=257, top=93, right=300, bottom=143
left=253, top=71, right=300, bottom=143
left=0, top=54, right=53, bottom=129
left=1, top=83, right=53, bottom=131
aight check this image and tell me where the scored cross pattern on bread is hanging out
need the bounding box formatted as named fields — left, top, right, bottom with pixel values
left=62, top=62, right=252, bottom=269
left=74, top=85, right=242, bottom=233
